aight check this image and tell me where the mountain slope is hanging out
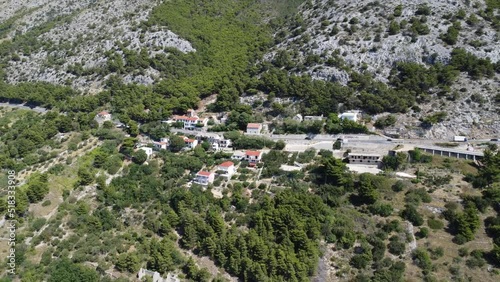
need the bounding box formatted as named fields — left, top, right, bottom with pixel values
left=1, top=0, right=194, bottom=91
left=268, top=0, right=499, bottom=138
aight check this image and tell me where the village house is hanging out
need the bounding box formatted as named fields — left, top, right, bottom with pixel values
left=245, top=150, right=263, bottom=166
left=173, top=115, right=208, bottom=130
left=217, top=161, right=236, bottom=178
left=195, top=133, right=232, bottom=150
left=194, top=170, right=215, bottom=185
left=137, top=268, right=179, bottom=282
left=303, top=114, right=324, bottom=121
left=292, top=114, right=303, bottom=122
left=338, top=111, right=361, bottom=122
left=231, top=151, right=246, bottom=161
left=153, top=141, right=168, bottom=150
left=139, top=147, right=153, bottom=159
left=183, top=137, right=198, bottom=150
left=246, top=123, right=263, bottom=134
left=95, top=111, right=112, bottom=121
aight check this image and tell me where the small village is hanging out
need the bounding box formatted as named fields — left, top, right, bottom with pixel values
left=94, top=106, right=493, bottom=205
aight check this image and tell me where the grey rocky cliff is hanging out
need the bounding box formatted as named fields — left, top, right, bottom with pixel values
left=1, top=0, right=194, bottom=92
left=268, top=0, right=499, bottom=138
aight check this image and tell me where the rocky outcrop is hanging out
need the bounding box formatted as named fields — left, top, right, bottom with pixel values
left=269, top=0, right=500, bottom=138
left=1, top=0, right=194, bottom=91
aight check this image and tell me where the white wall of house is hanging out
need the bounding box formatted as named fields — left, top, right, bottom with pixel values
left=195, top=173, right=215, bottom=185
left=246, top=127, right=261, bottom=134
left=218, top=164, right=235, bottom=177
left=139, top=147, right=153, bottom=159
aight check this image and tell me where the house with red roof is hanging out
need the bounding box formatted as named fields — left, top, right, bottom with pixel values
left=246, top=123, right=263, bottom=134
left=95, top=111, right=112, bottom=121
left=217, top=161, right=235, bottom=177
left=153, top=141, right=168, bottom=150
left=183, top=137, right=198, bottom=149
left=173, top=111, right=208, bottom=130
left=245, top=150, right=262, bottom=166
left=194, top=170, right=215, bottom=185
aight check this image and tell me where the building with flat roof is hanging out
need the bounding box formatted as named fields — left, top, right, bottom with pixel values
left=348, top=153, right=382, bottom=165
left=414, top=145, right=483, bottom=161
left=339, top=111, right=360, bottom=122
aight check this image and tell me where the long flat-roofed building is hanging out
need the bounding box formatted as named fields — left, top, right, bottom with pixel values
left=348, top=153, right=382, bottom=165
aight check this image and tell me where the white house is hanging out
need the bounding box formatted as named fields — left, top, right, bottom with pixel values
left=137, top=268, right=179, bottom=282
left=195, top=171, right=215, bottom=185
left=139, top=147, right=153, bottom=159
left=246, top=123, right=263, bottom=134
left=338, top=111, right=360, bottom=122
left=219, top=138, right=232, bottom=148
left=231, top=151, right=246, bottom=160
left=160, top=137, right=170, bottom=143
left=153, top=141, right=168, bottom=150
left=173, top=115, right=208, bottom=130
left=303, top=115, right=324, bottom=121
left=245, top=150, right=263, bottom=166
left=211, top=142, right=220, bottom=151
left=95, top=111, right=112, bottom=121
left=218, top=161, right=236, bottom=178
left=183, top=137, right=198, bottom=150
left=293, top=114, right=303, bottom=122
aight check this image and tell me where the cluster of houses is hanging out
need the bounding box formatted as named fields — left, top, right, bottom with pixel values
left=194, top=150, right=263, bottom=185
left=135, top=132, right=234, bottom=160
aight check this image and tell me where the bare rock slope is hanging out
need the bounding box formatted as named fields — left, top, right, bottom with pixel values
left=270, top=0, right=499, bottom=138
left=1, top=0, right=194, bottom=91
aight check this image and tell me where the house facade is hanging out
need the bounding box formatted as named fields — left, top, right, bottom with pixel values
left=339, top=111, right=360, bottom=122
left=303, top=115, right=324, bottom=121
left=95, top=111, right=112, bottom=121
left=139, top=147, right=153, bottom=159
left=153, top=141, right=168, bottom=150
left=218, top=161, right=236, bottom=177
left=183, top=137, right=198, bottom=149
left=173, top=115, right=208, bottom=130
left=194, top=171, right=215, bottom=185
left=348, top=153, right=382, bottom=165
left=245, top=150, right=263, bottom=166
left=246, top=123, right=262, bottom=134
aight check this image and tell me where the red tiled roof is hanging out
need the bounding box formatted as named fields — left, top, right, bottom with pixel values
left=185, top=138, right=196, bottom=143
left=247, top=123, right=261, bottom=129
left=245, top=150, right=261, bottom=157
left=174, top=115, right=199, bottom=121
left=219, top=161, right=234, bottom=167
left=197, top=171, right=212, bottom=176
left=98, top=111, right=109, bottom=115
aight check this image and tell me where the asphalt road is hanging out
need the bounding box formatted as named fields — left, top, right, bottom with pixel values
left=171, top=128, right=496, bottom=146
